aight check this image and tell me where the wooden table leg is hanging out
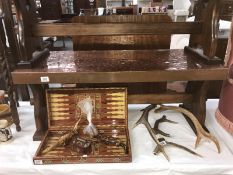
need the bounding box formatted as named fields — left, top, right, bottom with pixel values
left=182, top=81, right=210, bottom=134
left=30, top=84, right=48, bottom=141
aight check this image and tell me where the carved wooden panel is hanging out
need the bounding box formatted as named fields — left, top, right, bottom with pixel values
left=72, top=15, right=172, bottom=51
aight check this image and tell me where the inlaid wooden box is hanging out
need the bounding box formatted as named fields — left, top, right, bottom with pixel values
left=33, top=88, right=131, bottom=164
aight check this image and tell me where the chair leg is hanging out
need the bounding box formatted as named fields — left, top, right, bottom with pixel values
left=9, top=85, right=21, bottom=131
left=10, top=99, right=21, bottom=131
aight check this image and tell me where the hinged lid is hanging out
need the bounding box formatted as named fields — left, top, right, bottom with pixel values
left=46, top=88, right=128, bottom=130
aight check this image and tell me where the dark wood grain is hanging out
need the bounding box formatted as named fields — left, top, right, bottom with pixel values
left=32, top=22, right=203, bottom=37
left=12, top=50, right=228, bottom=84
left=30, top=84, right=48, bottom=141
left=1, top=0, right=30, bottom=101
left=40, top=0, right=62, bottom=20
left=13, top=0, right=43, bottom=61
left=72, top=15, right=172, bottom=95
left=202, top=0, right=221, bottom=58
left=1, top=0, right=20, bottom=65
left=182, top=81, right=210, bottom=130
left=73, top=35, right=171, bottom=50
left=72, top=15, right=172, bottom=50
left=189, top=0, right=232, bottom=98
left=0, top=14, right=21, bottom=131
left=9, top=0, right=229, bottom=140
left=128, top=93, right=193, bottom=104
left=73, top=15, right=173, bottom=23
left=190, top=0, right=229, bottom=61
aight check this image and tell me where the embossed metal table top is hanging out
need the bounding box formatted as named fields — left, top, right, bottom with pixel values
left=12, top=50, right=228, bottom=84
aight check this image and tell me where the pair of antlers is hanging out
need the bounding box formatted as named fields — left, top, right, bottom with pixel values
left=134, top=104, right=220, bottom=161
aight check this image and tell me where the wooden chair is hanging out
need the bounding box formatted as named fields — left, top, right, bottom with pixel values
left=0, top=13, right=21, bottom=131
left=192, top=0, right=233, bottom=99
left=0, top=0, right=35, bottom=101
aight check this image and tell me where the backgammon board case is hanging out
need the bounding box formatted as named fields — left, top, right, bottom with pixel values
left=33, top=88, right=131, bottom=164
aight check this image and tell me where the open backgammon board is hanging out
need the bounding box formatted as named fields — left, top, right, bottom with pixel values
left=33, top=88, right=131, bottom=164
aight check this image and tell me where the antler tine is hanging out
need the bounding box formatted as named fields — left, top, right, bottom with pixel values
left=133, top=104, right=157, bottom=128
left=154, top=105, right=220, bottom=153
left=153, top=115, right=178, bottom=137
left=140, top=104, right=157, bottom=112
left=134, top=104, right=171, bottom=161
left=161, top=115, right=178, bottom=124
